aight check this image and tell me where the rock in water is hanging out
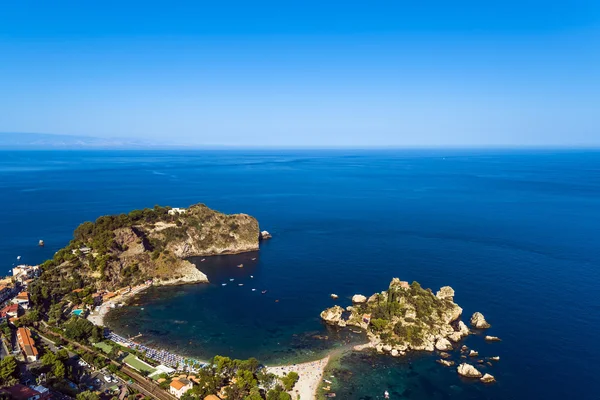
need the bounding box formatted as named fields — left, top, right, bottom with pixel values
left=437, top=359, right=455, bottom=367
left=38, top=239, right=45, bottom=246
left=260, top=230, right=272, bottom=240
left=485, top=335, right=501, bottom=342
left=330, top=294, right=339, bottom=299
left=448, top=320, right=470, bottom=342
left=457, top=363, right=482, bottom=378
left=352, top=294, right=367, bottom=304
left=320, top=306, right=346, bottom=327
left=469, top=350, right=479, bottom=357
left=470, top=312, right=491, bottom=329
left=435, top=338, right=453, bottom=351
left=480, top=373, right=496, bottom=383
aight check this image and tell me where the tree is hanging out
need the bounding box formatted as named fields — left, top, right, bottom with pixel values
left=76, top=391, right=100, bottom=400
left=63, top=317, right=102, bottom=343
left=19, top=310, right=40, bottom=327
left=266, top=385, right=291, bottom=400
left=41, top=352, right=58, bottom=367
left=53, top=360, right=66, bottom=379
left=281, top=371, right=299, bottom=391
left=0, top=356, right=18, bottom=384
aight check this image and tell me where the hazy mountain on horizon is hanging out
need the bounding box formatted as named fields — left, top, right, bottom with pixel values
left=0, top=132, right=173, bottom=149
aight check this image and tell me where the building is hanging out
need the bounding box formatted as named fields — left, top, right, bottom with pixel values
left=170, top=378, right=193, bottom=398
left=12, top=291, right=30, bottom=309
left=28, top=386, right=50, bottom=400
left=168, top=207, right=187, bottom=215
left=71, top=247, right=91, bottom=255
left=362, top=313, right=372, bottom=324
left=17, top=327, right=39, bottom=362
left=0, top=284, right=17, bottom=303
left=12, top=265, right=40, bottom=281
left=399, top=281, right=410, bottom=290
left=204, top=396, right=221, bottom=400
left=1, top=303, right=21, bottom=319
left=0, top=384, right=50, bottom=400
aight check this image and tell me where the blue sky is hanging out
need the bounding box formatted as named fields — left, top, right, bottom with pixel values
left=1, top=1, right=599, bottom=147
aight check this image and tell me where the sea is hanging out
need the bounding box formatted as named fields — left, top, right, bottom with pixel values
left=0, top=149, right=599, bottom=399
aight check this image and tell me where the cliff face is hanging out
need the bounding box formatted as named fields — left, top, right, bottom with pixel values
left=155, top=204, right=260, bottom=257
left=43, top=204, right=260, bottom=290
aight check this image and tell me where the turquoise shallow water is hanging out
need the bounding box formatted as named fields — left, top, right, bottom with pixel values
left=1, top=149, right=599, bottom=399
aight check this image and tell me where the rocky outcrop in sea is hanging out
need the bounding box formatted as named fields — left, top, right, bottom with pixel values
left=321, top=278, right=474, bottom=357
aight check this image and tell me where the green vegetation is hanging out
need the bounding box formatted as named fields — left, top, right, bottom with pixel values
left=179, top=355, right=292, bottom=400
left=123, top=354, right=157, bottom=375
left=63, top=317, right=103, bottom=343
left=280, top=371, right=299, bottom=391
left=93, top=341, right=113, bottom=354
left=324, top=278, right=461, bottom=350
left=0, top=356, right=19, bottom=387
left=40, top=349, right=70, bottom=380
left=28, top=203, right=259, bottom=331
left=76, top=391, right=100, bottom=400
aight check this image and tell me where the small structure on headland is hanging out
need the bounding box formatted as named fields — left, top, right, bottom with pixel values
left=168, top=207, right=187, bottom=215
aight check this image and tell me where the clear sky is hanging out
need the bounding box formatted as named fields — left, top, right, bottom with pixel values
left=1, top=1, right=599, bottom=147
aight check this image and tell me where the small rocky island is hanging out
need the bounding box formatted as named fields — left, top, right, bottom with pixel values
left=37, top=203, right=261, bottom=291
left=321, top=278, right=470, bottom=356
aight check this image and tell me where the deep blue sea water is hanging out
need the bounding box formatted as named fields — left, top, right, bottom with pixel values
left=1, top=149, right=599, bottom=399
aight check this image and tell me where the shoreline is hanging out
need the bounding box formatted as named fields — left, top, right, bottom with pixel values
left=90, top=281, right=337, bottom=399
left=87, top=282, right=153, bottom=327
left=267, top=355, right=331, bottom=400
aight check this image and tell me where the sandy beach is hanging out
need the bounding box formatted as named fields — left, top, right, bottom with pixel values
left=87, top=283, right=151, bottom=326
left=267, top=355, right=331, bottom=400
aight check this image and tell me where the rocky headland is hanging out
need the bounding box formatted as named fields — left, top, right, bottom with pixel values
left=33, top=203, right=261, bottom=292
left=321, top=278, right=469, bottom=356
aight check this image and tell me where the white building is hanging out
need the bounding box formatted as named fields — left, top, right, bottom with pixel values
left=12, top=291, right=30, bottom=309
left=169, top=378, right=193, bottom=398
left=168, top=208, right=187, bottom=215
left=12, top=265, right=39, bottom=280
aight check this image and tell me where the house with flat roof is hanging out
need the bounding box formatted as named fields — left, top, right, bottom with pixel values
left=170, top=378, right=193, bottom=398
left=12, top=291, right=30, bottom=309
left=17, top=327, right=39, bottom=362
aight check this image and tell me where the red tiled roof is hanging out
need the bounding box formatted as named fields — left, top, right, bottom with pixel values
left=16, top=292, right=29, bottom=300
left=17, top=327, right=38, bottom=358
left=170, top=380, right=186, bottom=390
left=1, top=384, right=41, bottom=400
left=1, top=304, right=19, bottom=315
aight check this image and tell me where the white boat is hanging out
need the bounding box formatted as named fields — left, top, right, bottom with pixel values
left=384, top=390, right=390, bottom=399
left=230, top=278, right=234, bottom=281
left=250, top=275, right=254, bottom=278
left=251, top=258, right=256, bottom=261
left=201, top=258, right=206, bottom=262
left=16, top=256, right=21, bottom=260
left=252, top=289, right=256, bottom=291
left=222, top=283, right=227, bottom=286
left=238, top=283, right=244, bottom=286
